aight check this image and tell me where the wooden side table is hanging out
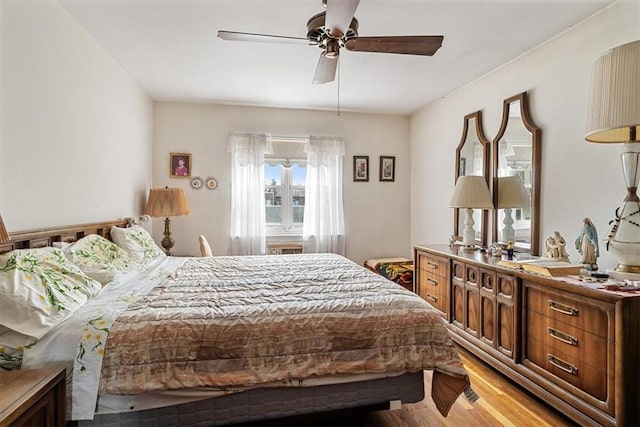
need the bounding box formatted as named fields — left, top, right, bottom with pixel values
left=0, top=367, right=66, bottom=426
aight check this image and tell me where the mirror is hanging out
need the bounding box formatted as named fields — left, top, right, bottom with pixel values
left=492, top=92, right=541, bottom=255
left=454, top=111, right=490, bottom=246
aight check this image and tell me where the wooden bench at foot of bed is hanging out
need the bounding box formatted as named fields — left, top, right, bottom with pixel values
left=364, top=257, right=414, bottom=292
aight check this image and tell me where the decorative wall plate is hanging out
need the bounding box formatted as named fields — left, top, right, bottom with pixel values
left=190, top=176, right=203, bottom=189
left=206, top=177, right=218, bottom=190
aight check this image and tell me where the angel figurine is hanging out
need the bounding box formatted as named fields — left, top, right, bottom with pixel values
left=575, top=218, right=599, bottom=270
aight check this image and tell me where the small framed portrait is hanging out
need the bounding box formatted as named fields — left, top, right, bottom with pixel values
left=170, top=153, right=191, bottom=178
left=353, top=155, right=369, bottom=182
left=379, top=156, right=395, bottom=182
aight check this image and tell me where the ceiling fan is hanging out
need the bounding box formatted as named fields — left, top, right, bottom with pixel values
left=218, top=0, right=444, bottom=85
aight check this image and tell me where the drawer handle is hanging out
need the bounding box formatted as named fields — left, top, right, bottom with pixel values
left=548, top=354, right=578, bottom=375
left=427, top=261, right=439, bottom=269
left=548, top=300, right=579, bottom=317
left=426, top=293, right=438, bottom=303
left=547, top=327, right=578, bottom=346
left=427, top=278, right=438, bottom=286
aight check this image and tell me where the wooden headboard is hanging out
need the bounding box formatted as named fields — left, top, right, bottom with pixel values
left=0, top=219, right=129, bottom=255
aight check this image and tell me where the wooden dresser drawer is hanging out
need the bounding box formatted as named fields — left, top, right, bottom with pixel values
left=418, top=253, right=448, bottom=277
left=415, top=251, right=449, bottom=314
left=417, top=269, right=446, bottom=313
left=523, top=280, right=615, bottom=417
left=526, top=310, right=607, bottom=370
left=526, top=286, right=608, bottom=338
left=526, top=337, right=609, bottom=402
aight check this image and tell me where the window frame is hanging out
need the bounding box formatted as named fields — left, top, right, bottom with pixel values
left=265, top=160, right=306, bottom=237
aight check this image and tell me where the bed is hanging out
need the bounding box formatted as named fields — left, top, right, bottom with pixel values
left=0, top=220, right=471, bottom=426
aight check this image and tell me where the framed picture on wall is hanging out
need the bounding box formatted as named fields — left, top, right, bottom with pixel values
left=170, top=152, right=192, bottom=178
left=353, top=156, right=369, bottom=182
left=379, top=156, right=395, bottom=182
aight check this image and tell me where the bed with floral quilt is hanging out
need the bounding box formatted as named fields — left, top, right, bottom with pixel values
left=0, top=220, right=471, bottom=426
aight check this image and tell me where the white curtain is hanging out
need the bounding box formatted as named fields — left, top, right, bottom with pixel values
left=303, top=136, right=345, bottom=255
left=228, top=133, right=272, bottom=255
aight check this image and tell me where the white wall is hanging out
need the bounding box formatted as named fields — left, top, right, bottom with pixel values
left=1, top=0, right=153, bottom=231
left=410, top=0, right=640, bottom=271
left=153, top=102, right=410, bottom=265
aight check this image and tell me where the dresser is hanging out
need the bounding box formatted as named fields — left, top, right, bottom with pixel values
left=0, top=367, right=66, bottom=427
left=414, top=244, right=640, bottom=427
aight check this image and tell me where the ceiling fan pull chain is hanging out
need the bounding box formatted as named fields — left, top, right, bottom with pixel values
left=337, top=59, right=341, bottom=117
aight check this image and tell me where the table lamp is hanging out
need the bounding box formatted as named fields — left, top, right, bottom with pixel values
left=586, top=40, right=640, bottom=274
left=144, top=187, right=191, bottom=255
left=497, top=175, right=529, bottom=244
left=449, top=175, right=494, bottom=249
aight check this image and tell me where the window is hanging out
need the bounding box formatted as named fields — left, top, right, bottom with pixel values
left=265, top=161, right=307, bottom=235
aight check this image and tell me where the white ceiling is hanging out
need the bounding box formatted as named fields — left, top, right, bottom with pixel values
left=58, top=0, right=614, bottom=115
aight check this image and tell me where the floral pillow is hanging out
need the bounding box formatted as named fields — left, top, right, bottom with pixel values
left=110, top=225, right=165, bottom=266
left=63, top=234, right=136, bottom=285
left=0, top=247, right=102, bottom=339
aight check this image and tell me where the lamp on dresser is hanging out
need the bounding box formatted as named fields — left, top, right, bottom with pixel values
left=144, top=187, right=191, bottom=255
left=449, top=175, right=494, bottom=249
left=497, top=175, right=529, bottom=244
left=586, top=40, right=640, bottom=275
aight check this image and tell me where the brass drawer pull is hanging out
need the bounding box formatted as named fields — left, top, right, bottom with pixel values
left=547, top=327, right=578, bottom=346
left=548, top=300, right=579, bottom=317
left=427, top=278, right=438, bottom=286
left=548, top=354, right=578, bottom=375
left=426, top=261, right=439, bottom=269
left=426, top=293, right=438, bottom=303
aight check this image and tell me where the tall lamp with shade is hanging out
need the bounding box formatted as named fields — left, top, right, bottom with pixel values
left=449, top=175, right=494, bottom=249
left=497, top=175, right=529, bottom=244
left=585, top=40, right=640, bottom=274
left=144, top=187, right=191, bottom=255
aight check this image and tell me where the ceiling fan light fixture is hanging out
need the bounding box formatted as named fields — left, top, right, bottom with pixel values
left=325, top=38, right=340, bottom=58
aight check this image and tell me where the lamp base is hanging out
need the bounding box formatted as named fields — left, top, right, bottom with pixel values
left=161, top=217, right=175, bottom=256
left=461, top=208, right=477, bottom=247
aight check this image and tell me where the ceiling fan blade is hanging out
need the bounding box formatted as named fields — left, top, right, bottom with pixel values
left=312, top=53, right=338, bottom=85
left=345, top=35, right=444, bottom=56
left=325, top=0, right=360, bottom=37
left=217, top=30, right=310, bottom=45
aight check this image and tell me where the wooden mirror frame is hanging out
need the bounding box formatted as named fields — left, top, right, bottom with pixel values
left=454, top=111, right=491, bottom=247
left=492, top=92, right=541, bottom=255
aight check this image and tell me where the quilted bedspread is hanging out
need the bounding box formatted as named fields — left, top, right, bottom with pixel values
left=98, top=254, right=468, bottom=415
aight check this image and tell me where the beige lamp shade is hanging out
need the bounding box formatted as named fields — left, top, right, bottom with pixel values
left=586, top=40, right=640, bottom=143
left=497, top=176, right=529, bottom=209
left=144, top=187, right=192, bottom=218
left=449, top=175, right=494, bottom=209
left=0, top=213, right=9, bottom=244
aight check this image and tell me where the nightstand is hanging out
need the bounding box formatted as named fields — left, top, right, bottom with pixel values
left=0, top=367, right=66, bottom=426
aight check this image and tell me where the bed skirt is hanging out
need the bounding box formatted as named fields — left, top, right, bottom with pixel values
left=78, top=372, right=425, bottom=426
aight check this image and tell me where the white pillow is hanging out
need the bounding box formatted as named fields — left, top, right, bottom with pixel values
left=63, top=234, right=136, bottom=285
left=110, top=225, right=166, bottom=265
left=0, top=247, right=102, bottom=339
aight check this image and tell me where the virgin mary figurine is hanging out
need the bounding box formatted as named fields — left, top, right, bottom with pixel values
left=575, top=218, right=599, bottom=270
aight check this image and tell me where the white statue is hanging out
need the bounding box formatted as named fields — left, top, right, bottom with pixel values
left=543, top=231, right=570, bottom=261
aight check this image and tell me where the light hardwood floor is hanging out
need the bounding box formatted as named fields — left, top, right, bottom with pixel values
left=241, top=346, right=575, bottom=427
left=356, top=346, right=575, bottom=427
